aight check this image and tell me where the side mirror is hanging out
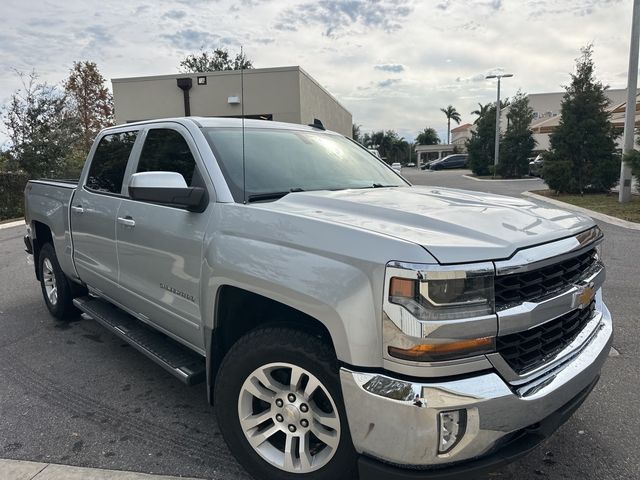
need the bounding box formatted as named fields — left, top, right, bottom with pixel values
left=128, top=172, right=206, bottom=212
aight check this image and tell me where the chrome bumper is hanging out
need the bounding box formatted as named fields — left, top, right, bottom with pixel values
left=339, top=301, right=612, bottom=468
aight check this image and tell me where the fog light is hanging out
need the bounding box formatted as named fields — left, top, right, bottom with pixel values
left=438, top=410, right=467, bottom=453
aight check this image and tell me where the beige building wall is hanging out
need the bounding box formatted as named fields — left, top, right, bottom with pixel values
left=112, top=66, right=352, bottom=137
left=298, top=68, right=352, bottom=137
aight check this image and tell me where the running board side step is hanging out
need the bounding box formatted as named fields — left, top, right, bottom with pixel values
left=73, top=296, right=205, bottom=386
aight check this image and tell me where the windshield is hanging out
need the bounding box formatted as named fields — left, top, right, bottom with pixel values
left=203, top=127, right=407, bottom=202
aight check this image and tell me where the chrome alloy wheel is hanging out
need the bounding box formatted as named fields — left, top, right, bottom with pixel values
left=238, top=362, right=341, bottom=473
left=42, top=258, right=58, bottom=306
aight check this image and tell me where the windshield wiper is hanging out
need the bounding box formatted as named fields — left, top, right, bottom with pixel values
left=372, top=183, right=398, bottom=188
left=247, top=188, right=305, bottom=203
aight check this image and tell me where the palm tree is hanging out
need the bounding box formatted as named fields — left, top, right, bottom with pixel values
left=440, top=105, right=462, bottom=144
left=471, top=103, right=489, bottom=124
left=415, top=127, right=440, bottom=145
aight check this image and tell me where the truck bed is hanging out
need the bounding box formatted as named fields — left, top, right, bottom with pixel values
left=28, top=178, right=78, bottom=189
left=25, top=178, right=79, bottom=281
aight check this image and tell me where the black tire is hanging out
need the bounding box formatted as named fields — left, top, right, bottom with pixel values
left=38, top=243, right=79, bottom=320
left=215, top=327, right=358, bottom=480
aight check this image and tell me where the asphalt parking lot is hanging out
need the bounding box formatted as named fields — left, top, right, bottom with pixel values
left=0, top=169, right=638, bottom=480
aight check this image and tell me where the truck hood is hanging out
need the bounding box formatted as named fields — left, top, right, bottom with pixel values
left=261, top=186, right=594, bottom=264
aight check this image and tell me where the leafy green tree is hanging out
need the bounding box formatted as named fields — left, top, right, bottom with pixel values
left=440, top=105, right=461, bottom=144
left=0, top=150, right=8, bottom=170
left=352, top=123, right=362, bottom=142
left=543, top=45, right=619, bottom=193
left=466, top=104, right=496, bottom=175
left=178, top=47, right=253, bottom=73
left=473, top=100, right=509, bottom=123
left=623, top=131, right=640, bottom=191
left=64, top=61, right=113, bottom=157
left=498, top=91, right=535, bottom=178
left=415, top=127, right=440, bottom=145
left=2, top=71, right=81, bottom=178
left=362, top=130, right=412, bottom=164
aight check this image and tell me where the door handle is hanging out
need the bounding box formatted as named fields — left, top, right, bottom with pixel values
left=117, top=216, right=136, bottom=228
left=71, top=205, right=84, bottom=214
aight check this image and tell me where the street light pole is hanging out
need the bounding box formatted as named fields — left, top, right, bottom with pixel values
left=619, top=0, right=640, bottom=203
left=486, top=73, right=513, bottom=178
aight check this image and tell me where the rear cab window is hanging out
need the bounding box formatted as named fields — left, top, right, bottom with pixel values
left=86, top=131, right=138, bottom=194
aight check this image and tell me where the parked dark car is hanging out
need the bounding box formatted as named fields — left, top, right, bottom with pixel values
left=529, top=155, right=544, bottom=177
left=420, top=159, right=442, bottom=170
left=429, top=154, right=468, bottom=170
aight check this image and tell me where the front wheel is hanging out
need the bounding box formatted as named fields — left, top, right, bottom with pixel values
left=215, top=327, right=358, bottom=480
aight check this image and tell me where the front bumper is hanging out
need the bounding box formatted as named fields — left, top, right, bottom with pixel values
left=358, top=375, right=599, bottom=479
left=339, top=302, right=612, bottom=474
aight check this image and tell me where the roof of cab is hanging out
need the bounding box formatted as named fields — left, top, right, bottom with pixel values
left=103, top=117, right=339, bottom=135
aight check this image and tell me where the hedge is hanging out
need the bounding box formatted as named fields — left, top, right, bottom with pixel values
left=0, top=172, right=29, bottom=221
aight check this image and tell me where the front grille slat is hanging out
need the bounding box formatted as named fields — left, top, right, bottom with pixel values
left=495, top=248, right=599, bottom=310
left=496, top=302, right=595, bottom=374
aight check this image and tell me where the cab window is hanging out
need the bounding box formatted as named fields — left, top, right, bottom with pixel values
left=136, top=129, right=198, bottom=186
left=86, top=131, right=138, bottom=194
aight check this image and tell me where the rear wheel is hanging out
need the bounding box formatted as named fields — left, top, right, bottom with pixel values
left=39, top=243, right=78, bottom=320
left=215, top=327, right=357, bottom=480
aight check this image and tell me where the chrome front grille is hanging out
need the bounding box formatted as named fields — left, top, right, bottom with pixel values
left=496, top=302, right=596, bottom=374
left=494, top=248, right=599, bottom=310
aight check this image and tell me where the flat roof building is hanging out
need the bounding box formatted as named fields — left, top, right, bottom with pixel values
left=451, top=123, right=474, bottom=151
left=510, top=89, right=634, bottom=151
left=112, top=66, right=352, bottom=137
left=415, top=144, right=456, bottom=163
left=531, top=93, right=640, bottom=150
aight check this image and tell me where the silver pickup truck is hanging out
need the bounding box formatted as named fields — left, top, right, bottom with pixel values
left=24, top=117, right=612, bottom=480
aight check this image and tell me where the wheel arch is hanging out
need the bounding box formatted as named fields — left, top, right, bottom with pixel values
left=206, top=285, right=338, bottom=405
left=32, top=220, right=54, bottom=280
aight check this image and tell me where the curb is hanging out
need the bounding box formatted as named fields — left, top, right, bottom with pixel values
left=0, top=219, right=25, bottom=230
left=522, top=191, right=640, bottom=231
left=0, top=459, right=204, bottom=480
left=463, top=174, right=541, bottom=182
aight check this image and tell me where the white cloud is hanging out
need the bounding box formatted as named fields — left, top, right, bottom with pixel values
left=0, top=0, right=633, bottom=144
left=374, top=64, right=405, bottom=73
left=162, top=10, right=187, bottom=20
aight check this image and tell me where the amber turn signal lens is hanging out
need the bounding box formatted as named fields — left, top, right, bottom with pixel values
left=388, top=337, right=495, bottom=362
left=389, top=277, right=416, bottom=298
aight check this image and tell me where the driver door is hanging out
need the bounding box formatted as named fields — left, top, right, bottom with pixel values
left=116, top=124, right=212, bottom=351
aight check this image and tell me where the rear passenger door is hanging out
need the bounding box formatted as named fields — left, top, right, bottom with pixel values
left=116, top=125, right=212, bottom=351
left=71, top=130, right=139, bottom=294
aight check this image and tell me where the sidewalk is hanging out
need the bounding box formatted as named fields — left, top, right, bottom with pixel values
left=1, top=459, right=205, bottom=480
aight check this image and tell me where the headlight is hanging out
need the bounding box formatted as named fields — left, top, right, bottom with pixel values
left=384, top=262, right=496, bottom=362
left=389, top=268, right=494, bottom=321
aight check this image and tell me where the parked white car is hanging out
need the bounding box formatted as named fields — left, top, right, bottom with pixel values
left=391, top=162, right=402, bottom=173
left=368, top=148, right=382, bottom=159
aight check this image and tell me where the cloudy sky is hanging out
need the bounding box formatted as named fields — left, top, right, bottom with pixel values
left=0, top=0, right=634, bottom=143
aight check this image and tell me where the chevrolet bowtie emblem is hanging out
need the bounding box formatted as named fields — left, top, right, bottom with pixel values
left=573, top=282, right=596, bottom=309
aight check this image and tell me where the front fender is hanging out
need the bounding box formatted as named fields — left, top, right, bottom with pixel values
left=200, top=203, right=435, bottom=367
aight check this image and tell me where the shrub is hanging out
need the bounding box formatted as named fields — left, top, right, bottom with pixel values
left=544, top=46, right=619, bottom=193
left=467, top=105, right=496, bottom=176
left=0, top=172, right=29, bottom=221
left=497, top=91, right=535, bottom=178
